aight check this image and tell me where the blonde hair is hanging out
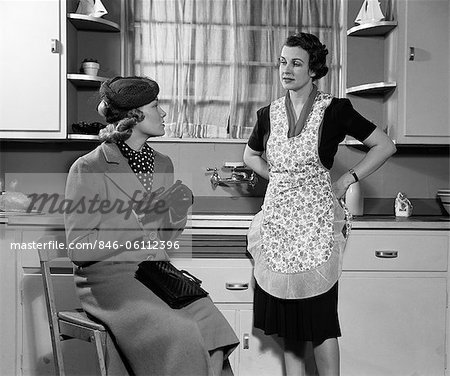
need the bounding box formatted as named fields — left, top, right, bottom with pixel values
left=98, top=108, right=145, bottom=143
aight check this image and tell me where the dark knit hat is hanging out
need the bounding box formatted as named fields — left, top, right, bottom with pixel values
left=99, top=76, right=159, bottom=110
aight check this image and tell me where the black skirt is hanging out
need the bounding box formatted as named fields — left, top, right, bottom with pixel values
left=253, top=281, right=341, bottom=343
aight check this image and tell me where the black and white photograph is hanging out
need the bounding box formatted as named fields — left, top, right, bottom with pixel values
left=0, top=0, right=449, bottom=375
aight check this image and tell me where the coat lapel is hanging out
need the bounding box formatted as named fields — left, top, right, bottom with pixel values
left=101, top=143, right=147, bottom=203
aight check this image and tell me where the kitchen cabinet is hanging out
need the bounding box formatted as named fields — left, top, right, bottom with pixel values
left=5, top=225, right=82, bottom=376
left=6, top=224, right=450, bottom=376
left=66, top=0, right=125, bottom=140
left=0, top=222, right=21, bottom=376
left=0, top=0, right=125, bottom=140
left=345, top=17, right=397, bottom=144
left=392, top=0, right=450, bottom=144
left=0, top=0, right=66, bottom=139
left=340, top=276, right=446, bottom=375
left=339, top=230, right=448, bottom=375
left=174, top=259, right=289, bottom=376
left=346, top=0, right=450, bottom=145
left=176, top=230, right=450, bottom=376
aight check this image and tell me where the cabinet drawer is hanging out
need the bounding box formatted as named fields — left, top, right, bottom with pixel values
left=172, top=259, right=254, bottom=303
left=343, top=231, right=448, bottom=271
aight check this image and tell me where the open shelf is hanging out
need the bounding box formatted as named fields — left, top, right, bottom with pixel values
left=346, top=81, right=396, bottom=96
left=67, top=13, right=120, bottom=32
left=67, top=73, right=108, bottom=88
left=66, top=134, right=250, bottom=143
left=347, top=21, right=397, bottom=37
left=67, top=134, right=100, bottom=140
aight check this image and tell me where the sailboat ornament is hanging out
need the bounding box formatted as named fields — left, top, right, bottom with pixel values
left=355, top=0, right=385, bottom=25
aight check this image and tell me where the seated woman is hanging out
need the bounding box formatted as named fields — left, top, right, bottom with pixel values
left=64, top=76, right=238, bottom=375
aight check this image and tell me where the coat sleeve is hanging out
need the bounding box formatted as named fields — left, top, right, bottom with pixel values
left=64, top=157, right=145, bottom=265
left=156, top=156, right=188, bottom=242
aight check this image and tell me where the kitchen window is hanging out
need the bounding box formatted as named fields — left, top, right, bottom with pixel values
left=128, top=0, right=344, bottom=140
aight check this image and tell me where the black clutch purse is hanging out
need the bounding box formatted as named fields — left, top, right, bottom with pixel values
left=135, top=261, right=208, bottom=309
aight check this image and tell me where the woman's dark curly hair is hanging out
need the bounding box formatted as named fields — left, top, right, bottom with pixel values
left=284, top=33, right=329, bottom=80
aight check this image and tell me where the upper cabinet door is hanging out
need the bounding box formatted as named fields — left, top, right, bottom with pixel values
left=0, top=0, right=66, bottom=139
left=396, top=0, right=450, bottom=144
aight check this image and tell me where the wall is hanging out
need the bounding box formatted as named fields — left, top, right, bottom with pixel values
left=1, top=140, right=448, bottom=202
left=1, top=0, right=448, bottom=211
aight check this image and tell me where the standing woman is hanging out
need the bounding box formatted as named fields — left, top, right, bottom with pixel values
left=65, top=76, right=238, bottom=375
left=244, top=33, right=396, bottom=375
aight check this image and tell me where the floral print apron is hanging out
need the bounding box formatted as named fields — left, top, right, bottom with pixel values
left=247, top=92, right=351, bottom=299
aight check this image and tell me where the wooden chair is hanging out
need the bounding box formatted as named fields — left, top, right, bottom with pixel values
left=38, top=235, right=108, bottom=376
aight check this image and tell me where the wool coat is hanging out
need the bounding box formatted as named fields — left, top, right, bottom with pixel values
left=65, top=142, right=239, bottom=375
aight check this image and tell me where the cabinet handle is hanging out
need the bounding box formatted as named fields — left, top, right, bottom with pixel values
left=225, top=282, right=249, bottom=290
left=243, top=333, right=249, bottom=349
left=409, top=47, right=415, bottom=61
left=51, top=39, right=60, bottom=54
left=375, top=250, right=398, bottom=258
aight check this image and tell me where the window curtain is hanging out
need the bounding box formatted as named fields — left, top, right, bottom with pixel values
left=131, top=0, right=343, bottom=139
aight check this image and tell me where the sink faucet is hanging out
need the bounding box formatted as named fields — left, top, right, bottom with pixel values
left=207, top=163, right=258, bottom=189
left=231, top=170, right=248, bottom=181
left=206, top=168, right=221, bottom=188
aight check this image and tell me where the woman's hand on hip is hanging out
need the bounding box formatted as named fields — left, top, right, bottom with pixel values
left=332, top=173, right=354, bottom=199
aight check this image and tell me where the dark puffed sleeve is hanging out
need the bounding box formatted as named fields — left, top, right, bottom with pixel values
left=334, top=98, right=377, bottom=142
left=247, top=105, right=271, bottom=152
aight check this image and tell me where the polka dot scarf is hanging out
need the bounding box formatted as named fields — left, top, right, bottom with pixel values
left=117, top=141, right=155, bottom=192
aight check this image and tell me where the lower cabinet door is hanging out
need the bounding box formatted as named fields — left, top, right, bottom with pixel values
left=238, top=309, right=285, bottom=376
left=22, top=273, right=101, bottom=376
left=218, top=308, right=239, bottom=373
left=339, top=275, right=447, bottom=376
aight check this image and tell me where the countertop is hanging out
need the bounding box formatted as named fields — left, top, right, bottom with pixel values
left=2, top=195, right=448, bottom=230
left=1, top=212, right=449, bottom=231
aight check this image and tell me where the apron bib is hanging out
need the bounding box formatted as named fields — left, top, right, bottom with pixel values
left=247, top=92, right=351, bottom=299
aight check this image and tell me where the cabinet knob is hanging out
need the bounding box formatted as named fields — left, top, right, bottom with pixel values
left=375, top=250, right=398, bottom=258
left=409, top=47, right=415, bottom=61
left=51, top=39, right=60, bottom=54
left=225, top=282, right=249, bottom=290
left=243, top=333, right=249, bottom=349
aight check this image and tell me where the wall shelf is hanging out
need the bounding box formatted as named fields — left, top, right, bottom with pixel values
left=66, top=134, right=249, bottom=143
left=347, top=21, right=397, bottom=37
left=67, top=134, right=100, bottom=140
left=346, top=81, right=396, bottom=96
left=67, top=73, right=108, bottom=88
left=150, top=137, right=248, bottom=143
left=67, top=13, right=120, bottom=32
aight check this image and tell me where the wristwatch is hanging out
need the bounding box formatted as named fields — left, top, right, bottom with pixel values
left=348, top=168, right=359, bottom=182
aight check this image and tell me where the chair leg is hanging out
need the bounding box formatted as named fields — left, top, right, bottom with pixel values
left=49, top=331, right=65, bottom=376
left=92, top=330, right=107, bottom=376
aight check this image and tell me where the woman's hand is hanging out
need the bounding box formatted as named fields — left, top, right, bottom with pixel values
left=333, top=127, right=396, bottom=200
left=135, top=181, right=194, bottom=225
left=332, top=175, right=352, bottom=199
